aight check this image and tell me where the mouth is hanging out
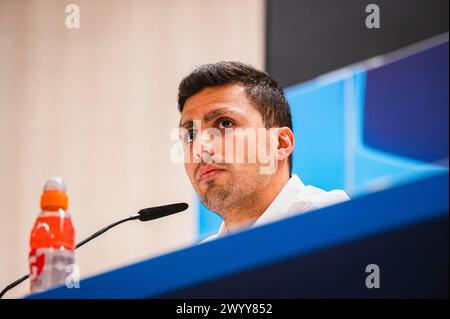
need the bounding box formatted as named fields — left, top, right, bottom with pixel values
left=198, top=165, right=226, bottom=181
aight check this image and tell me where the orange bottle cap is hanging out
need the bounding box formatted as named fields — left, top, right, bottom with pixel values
left=40, top=190, right=68, bottom=211
left=40, top=177, right=69, bottom=211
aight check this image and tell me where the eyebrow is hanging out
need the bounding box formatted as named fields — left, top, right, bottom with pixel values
left=180, top=107, right=238, bottom=129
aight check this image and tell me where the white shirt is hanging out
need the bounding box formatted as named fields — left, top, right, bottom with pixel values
left=201, top=174, right=350, bottom=243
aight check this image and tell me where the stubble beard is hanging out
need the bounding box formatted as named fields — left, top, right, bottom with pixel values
left=197, top=174, right=262, bottom=221
left=200, top=179, right=234, bottom=214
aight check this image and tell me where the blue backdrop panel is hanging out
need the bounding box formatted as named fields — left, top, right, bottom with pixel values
left=288, top=80, right=346, bottom=190
left=363, top=42, right=449, bottom=162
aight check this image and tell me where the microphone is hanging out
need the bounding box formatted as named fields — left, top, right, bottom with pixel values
left=0, top=202, right=189, bottom=299
left=137, top=203, right=189, bottom=221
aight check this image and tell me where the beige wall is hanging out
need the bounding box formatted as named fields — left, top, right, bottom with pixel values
left=0, top=0, right=264, bottom=298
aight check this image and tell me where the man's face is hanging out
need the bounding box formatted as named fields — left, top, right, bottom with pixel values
left=179, top=84, right=276, bottom=216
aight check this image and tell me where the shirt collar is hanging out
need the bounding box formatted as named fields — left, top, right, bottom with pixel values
left=216, top=174, right=306, bottom=236
left=253, top=174, right=306, bottom=228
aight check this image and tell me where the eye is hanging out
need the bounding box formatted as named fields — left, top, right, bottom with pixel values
left=182, top=129, right=197, bottom=144
left=218, top=118, right=234, bottom=129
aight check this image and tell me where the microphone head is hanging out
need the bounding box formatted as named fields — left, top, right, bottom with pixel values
left=137, top=203, right=188, bottom=221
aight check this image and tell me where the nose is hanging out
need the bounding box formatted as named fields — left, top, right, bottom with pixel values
left=194, top=130, right=218, bottom=163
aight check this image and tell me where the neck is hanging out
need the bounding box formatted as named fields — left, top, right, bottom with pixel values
left=221, top=169, right=291, bottom=233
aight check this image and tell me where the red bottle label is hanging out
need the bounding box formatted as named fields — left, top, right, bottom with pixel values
left=29, top=249, right=45, bottom=280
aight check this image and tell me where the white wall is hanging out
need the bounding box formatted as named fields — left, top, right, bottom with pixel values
left=0, top=0, right=264, bottom=298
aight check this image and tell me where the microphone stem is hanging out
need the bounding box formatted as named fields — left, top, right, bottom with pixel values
left=0, top=274, right=29, bottom=299
left=0, top=214, right=139, bottom=299
left=76, top=215, right=138, bottom=249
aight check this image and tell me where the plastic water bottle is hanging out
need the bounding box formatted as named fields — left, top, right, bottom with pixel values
left=29, top=177, right=75, bottom=293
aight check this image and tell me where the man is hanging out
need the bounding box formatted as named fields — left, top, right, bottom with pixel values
left=177, top=61, right=349, bottom=242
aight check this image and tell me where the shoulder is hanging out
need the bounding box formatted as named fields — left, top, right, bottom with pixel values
left=288, top=186, right=350, bottom=215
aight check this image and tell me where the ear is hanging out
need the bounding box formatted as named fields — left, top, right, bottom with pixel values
left=275, top=127, right=294, bottom=161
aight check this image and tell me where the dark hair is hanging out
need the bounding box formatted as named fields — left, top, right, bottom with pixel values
left=177, top=61, right=293, bottom=175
